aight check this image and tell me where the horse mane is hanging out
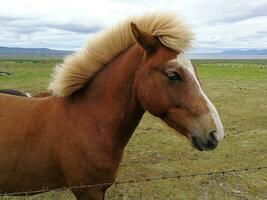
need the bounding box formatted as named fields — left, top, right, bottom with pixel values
left=48, top=12, right=193, bottom=97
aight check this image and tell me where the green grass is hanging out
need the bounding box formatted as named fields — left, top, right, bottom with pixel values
left=0, top=59, right=267, bottom=199
left=0, top=59, right=59, bottom=92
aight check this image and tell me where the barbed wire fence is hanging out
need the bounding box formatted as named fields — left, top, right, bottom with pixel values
left=1, top=165, right=266, bottom=197
left=0, top=129, right=266, bottom=198
left=1, top=134, right=267, bottom=198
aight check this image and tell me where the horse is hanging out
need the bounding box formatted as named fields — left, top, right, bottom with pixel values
left=0, top=12, right=224, bottom=200
left=0, top=89, right=31, bottom=97
left=0, top=89, right=51, bottom=98
left=0, top=71, right=11, bottom=76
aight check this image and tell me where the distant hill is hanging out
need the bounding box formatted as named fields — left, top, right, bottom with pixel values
left=221, top=49, right=267, bottom=55
left=190, top=49, right=267, bottom=59
left=0, top=46, right=73, bottom=58
left=0, top=46, right=266, bottom=59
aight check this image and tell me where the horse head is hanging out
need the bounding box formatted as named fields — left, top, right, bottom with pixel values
left=131, top=23, right=224, bottom=151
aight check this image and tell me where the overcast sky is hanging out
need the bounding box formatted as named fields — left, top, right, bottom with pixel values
left=0, top=0, right=266, bottom=53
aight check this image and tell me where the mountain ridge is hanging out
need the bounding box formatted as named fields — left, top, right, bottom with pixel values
left=0, top=46, right=73, bottom=58
left=0, top=46, right=266, bottom=59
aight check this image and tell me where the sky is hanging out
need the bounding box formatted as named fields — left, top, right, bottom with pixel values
left=0, top=0, right=267, bottom=53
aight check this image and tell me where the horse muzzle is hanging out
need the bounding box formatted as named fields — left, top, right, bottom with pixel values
left=190, top=130, right=219, bottom=151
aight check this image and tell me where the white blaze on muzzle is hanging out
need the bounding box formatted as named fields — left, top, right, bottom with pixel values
left=172, top=53, right=224, bottom=141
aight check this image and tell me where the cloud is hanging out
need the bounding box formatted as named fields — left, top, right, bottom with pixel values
left=0, top=0, right=266, bottom=51
left=194, top=16, right=267, bottom=50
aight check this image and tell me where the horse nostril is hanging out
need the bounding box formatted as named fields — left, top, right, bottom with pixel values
left=210, top=130, right=218, bottom=144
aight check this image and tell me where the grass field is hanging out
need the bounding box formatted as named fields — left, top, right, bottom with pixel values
left=0, top=59, right=267, bottom=199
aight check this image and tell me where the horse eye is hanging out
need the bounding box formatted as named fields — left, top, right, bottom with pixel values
left=166, top=71, right=181, bottom=81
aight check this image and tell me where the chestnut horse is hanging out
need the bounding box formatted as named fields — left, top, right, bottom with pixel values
left=0, top=89, right=31, bottom=97
left=0, top=89, right=51, bottom=97
left=0, top=13, right=224, bottom=199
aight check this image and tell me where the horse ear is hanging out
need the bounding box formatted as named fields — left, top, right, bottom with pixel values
left=130, top=22, right=158, bottom=54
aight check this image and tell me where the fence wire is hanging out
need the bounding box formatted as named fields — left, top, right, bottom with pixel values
left=1, top=165, right=266, bottom=196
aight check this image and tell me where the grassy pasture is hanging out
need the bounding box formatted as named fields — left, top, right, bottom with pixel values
left=0, top=59, right=267, bottom=199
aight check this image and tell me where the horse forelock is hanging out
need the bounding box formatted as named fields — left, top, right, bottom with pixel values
left=48, top=12, right=194, bottom=97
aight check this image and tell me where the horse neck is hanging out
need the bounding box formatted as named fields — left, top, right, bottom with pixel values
left=73, top=44, right=145, bottom=149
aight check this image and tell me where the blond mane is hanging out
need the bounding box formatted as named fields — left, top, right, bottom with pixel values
left=48, top=12, right=193, bottom=96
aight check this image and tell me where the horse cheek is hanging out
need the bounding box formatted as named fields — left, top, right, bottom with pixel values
left=136, top=79, right=170, bottom=117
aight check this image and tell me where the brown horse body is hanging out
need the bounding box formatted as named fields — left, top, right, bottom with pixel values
left=0, top=90, right=51, bottom=98
left=0, top=44, right=146, bottom=198
left=0, top=13, right=224, bottom=199
left=0, top=89, right=30, bottom=97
